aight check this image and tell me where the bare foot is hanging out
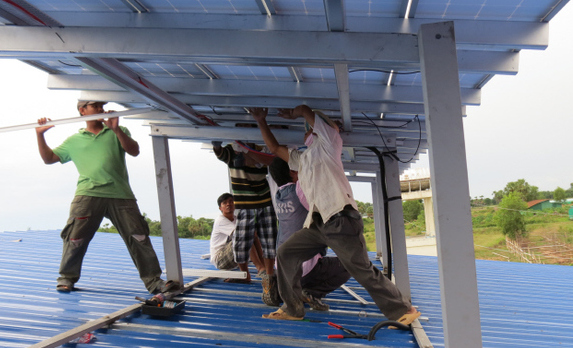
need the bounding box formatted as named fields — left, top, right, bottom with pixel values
left=406, top=306, right=418, bottom=314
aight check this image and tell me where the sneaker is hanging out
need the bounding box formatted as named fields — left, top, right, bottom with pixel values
left=302, top=290, right=329, bottom=311
left=261, top=273, right=281, bottom=306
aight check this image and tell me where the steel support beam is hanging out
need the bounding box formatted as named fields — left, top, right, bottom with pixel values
left=152, top=136, right=184, bottom=286
left=0, top=0, right=62, bottom=26
left=76, top=57, right=208, bottom=125
left=50, top=74, right=482, bottom=104
left=34, top=13, right=549, bottom=50
left=75, top=90, right=432, bottom=116
left=372, top=171, right=388, bottom=264
left=254, top=0, right=276, bottom=15
left=383, top=154, right=411, bottom=299
left=419, top=21, right=482, bottom=348
left=324, top=0, right=345, bottom=31
left=334, top=63, right=353, bottom=131
left=0, top=26, right=420, bottom=68
left=150, top=124, right=396, bottom=148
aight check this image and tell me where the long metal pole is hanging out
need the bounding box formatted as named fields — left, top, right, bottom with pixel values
left=0, top=107, right=154, bottom=133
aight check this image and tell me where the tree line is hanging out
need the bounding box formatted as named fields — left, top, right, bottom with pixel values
left=98, top=201, right=379, bottom=239
left=99, top=213, right=214, bottom=239
left=477, top=179, right=572, bottom=241
left=400, top=178, right=573, bottom=240
left=471, top=179, right=573, bottom=206
left=98, top=178, right=571, bottom=243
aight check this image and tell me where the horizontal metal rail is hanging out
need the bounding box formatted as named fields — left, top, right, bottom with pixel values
left=341, top=284, right=369, bottom=305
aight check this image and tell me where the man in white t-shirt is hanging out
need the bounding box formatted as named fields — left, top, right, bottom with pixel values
left=209, top=193, right=265, bottom=283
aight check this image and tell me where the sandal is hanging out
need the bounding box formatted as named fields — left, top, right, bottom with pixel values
left=397, top=311, right=421, bottom=326
left=161, top=280, right=180, bottom=293
left=56, top=284, right=73, bottom=292
left=389, top=310, right=421, bottom=329
left=262, top=308, right=304, bottom=321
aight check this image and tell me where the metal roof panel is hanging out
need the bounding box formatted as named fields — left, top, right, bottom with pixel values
left=1, top=230, right=573, bottom=347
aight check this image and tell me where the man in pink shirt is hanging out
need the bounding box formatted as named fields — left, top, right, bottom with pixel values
left=251, top=105, right=420, bottom=325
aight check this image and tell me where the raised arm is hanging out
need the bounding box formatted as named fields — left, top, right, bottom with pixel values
left=36, top=117, right=60, bottom=165
left=104, top=116, right=140, bottom=157
left=278, top=105, right=316, bottom=128
left=279, top=105, right=339, bottom=132
left=249, top=108, right=289, bottom=162
left=244, top=149, right=274, bottom=167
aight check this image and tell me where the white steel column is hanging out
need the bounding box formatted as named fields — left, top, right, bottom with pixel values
left=418, top=21, right=482, bottom=347
left=371, top=172, right=388, bottom=267
left=383, top=154, right=411, bottom=299
left=152, top=136, right=184, bottom=285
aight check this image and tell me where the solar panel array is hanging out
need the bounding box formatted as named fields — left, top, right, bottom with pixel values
left=0, top=0, right=565, bottom=172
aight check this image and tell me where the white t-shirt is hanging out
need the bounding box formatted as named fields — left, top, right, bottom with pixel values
left=209, top=214, right=236, bottom=266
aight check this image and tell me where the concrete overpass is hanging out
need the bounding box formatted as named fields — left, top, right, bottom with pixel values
left=400, top=168, right=435, bottom=236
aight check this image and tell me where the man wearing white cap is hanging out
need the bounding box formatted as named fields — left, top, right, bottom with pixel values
left=35, top=101, right=175, bottom=294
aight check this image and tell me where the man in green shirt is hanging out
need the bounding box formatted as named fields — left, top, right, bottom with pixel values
left=36, top=101, right=174, bottom=294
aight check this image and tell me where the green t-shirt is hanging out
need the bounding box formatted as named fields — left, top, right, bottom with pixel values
left=53, top=125, right=135, bottom=199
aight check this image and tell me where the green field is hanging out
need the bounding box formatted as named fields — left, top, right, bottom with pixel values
left=364, top=205, right=573, bottom=265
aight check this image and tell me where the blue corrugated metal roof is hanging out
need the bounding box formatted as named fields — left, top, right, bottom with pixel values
left=1, top=230, right=572, bottom=347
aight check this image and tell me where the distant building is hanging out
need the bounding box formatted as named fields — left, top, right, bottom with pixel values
left=527, top=199, right=562, bottom=211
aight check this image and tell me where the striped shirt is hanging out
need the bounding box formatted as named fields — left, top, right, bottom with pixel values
left=216, top=144, right=273, bottom=209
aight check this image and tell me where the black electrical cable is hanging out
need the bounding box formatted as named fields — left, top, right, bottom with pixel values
left=362, top=113, right=422, bottom=164
left=349, top=68, right=421, bottom=75
left=357, top=114, right=415, bottom=129
left=57, top=60, right=82, bottom=67
left=210, top=106, right=222, bottom=115
left=367, top=320, right=410, bottom=341
left=366, top=146, right=392, bottom=281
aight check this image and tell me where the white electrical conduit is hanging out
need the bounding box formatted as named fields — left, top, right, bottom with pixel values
left=0, top=107, right=155, bottom=133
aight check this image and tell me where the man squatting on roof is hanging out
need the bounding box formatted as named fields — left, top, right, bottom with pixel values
left=213, top=141, right=280, bottom=305
left=36, top=101, right=176, bottom=294
left=209, top=192, right=266, bottom=281
left=251, top=105, right=421, bottom=323
left=268, top=156, right=350, bottom=311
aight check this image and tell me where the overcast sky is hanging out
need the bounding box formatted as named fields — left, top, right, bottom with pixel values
left=1, top=5, right=572, bottom=232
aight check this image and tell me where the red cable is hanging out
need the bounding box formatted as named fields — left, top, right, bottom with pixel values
left=235, top=140, right=275, bottom=158
left=3, top=0, right=47, bottom=26
left=196, top=114, right=218, bottom=126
